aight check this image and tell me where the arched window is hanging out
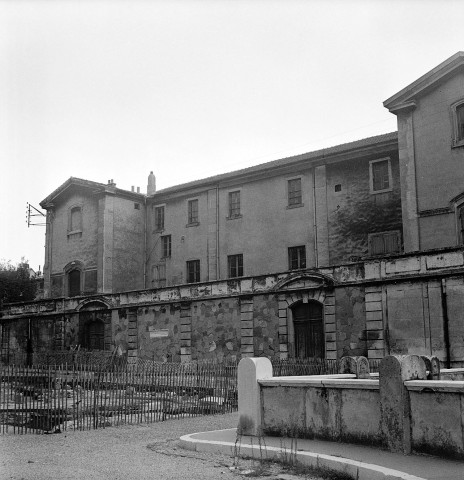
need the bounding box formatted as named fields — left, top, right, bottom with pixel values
left=68, top=269, right=81, bottom=297
left=291, top=301, right=324, bottom=359
left=69, top=206, right=82, bottom=233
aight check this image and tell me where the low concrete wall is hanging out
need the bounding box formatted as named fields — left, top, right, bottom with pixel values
left=407, top=380, right=464, bottom=459
left=238, top=355, right=464, bottom=460
left=260, top=376, right=382, bottom=447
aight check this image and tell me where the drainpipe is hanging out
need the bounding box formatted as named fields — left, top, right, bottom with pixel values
left=143, top=196, right=147, bottom=289
left=216, top=185, right=220, bottom=280
left=312, top=169, right=319, bottom=268
left=440, top=278, right=451, bottom=368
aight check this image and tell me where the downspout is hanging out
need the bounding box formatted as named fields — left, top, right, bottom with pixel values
left=312, top=169, right=319, bottom=268
left=216, top=185, right=220, bottom=279
left=440, top=278, right=451, bottom=368
left=143, top=196, right=147, bottom=289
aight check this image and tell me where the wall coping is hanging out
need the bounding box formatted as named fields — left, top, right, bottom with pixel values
left=259, top=375, right=379, bottom=390
left=405, top=380, right=464, bottom=393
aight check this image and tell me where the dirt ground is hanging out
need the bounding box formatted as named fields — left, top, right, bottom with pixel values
left=0, top=413, right=326, bottom=480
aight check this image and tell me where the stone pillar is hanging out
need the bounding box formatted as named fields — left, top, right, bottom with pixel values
left=277, top=294, right=289, bottom=359
left=323, top=292, right=336, bottom=360
left=54, top=315, right=65, bottom=350
left=180, top=302, right=192, bottom=363
left=127, top=308, right=138, bottom=364
left=314, top=165, right=329, bottom=267
left=238, top=357, right=272, bottom=436
left=240, top=296, right=254, bottom=358
left=379, top=355, right=426, bottom=453
left=365, top=285, right=385, bottom=359
left=207, top=188, right=219, bottom=281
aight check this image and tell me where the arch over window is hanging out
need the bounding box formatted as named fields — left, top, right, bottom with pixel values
left=68, top=205, right=83, bottom=234
left=291, top=301, right=324, bottom=359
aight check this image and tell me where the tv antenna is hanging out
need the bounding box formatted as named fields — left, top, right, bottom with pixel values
left=26, top=203, right=46, bottom=227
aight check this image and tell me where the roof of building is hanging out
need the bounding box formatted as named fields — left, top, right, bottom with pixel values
left=384, top=51, right=464, bottom=113
left=156, top=131, right=398, bottom=196
left=40, top=130, right=398, bottom=206
left=40, top=177, right=145, bottom=208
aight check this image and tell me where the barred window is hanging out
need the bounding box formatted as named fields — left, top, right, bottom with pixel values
left=288, top=246, right=306, bottom=270
left=188, top=199, right=199, bottom=224
left=369, top=158, right=392, bottom=193
left=186, top=260, right=200, bottom=283
left=288, top=179, right=302, bottom=206
left=161, top=235, right=171, bottom=258
left=228, top=191, right=241, bottom=217
left=154, top=206, right=165, bottom=231
left=228, top=254, right=243, bottom=278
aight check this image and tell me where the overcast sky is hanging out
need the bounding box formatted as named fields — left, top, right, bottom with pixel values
left=0, top=0, right=462, bottom=271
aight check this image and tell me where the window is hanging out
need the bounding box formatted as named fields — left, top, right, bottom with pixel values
left=452, top=101, right=464, bottom=146
left=186, top=260, right=200, bottom=283
left=288, top=178, right=302, bottom=206
left=134, top=203, right=140, bottom=210
left=369, top=158, right=392, bottom=194
left=368, top=231, right=401, bottom=255
left=68, top=269, right=81, bottom=297
left=69, top=206, right=82, bottom=232
left=188, top=199, right=199, bottom=224
left=458, top=205, right=464, bottom=244
left=154, top=206, right=165, bottom=231
left=288, top=246, right=306, bottom=270
left=161, top=235, right=171, bottom=258
left=228, top=254, right=243, bottom=278
left=228, top=191, right=241, bottom=218
left=152, top=264, right=166, bottom=288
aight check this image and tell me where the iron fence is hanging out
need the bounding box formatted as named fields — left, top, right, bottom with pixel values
left=0, top=361, right=238, bottom=434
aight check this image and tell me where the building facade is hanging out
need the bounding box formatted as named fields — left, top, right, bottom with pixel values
left=1, top=52, right=464, bottom=366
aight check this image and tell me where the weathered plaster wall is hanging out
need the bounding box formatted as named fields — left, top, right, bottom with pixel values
left=261, top=384, right=382, bottom=446
left=112, top=197, right=145, bottom=292
left=327, top=154, right=402, bottom=265
left=335, top=286, right=367, bottom=358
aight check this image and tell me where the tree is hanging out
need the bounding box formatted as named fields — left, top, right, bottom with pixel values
left=0, top=259, right=38, bottom=305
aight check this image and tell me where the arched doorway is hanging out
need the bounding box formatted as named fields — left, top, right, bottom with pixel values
left=291, top=301, right=324, bottom=359
left=78, top=301, right=109, bottom=351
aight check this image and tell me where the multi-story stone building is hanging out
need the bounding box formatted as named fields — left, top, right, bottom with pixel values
left=1, top=52, right=464, bottom=366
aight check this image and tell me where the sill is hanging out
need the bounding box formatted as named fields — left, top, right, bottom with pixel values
left=452, top=140, right=464, bottom=149
left=370, top=188, right=392, bottom=195
left=287, top=203, right=304, bottom=210
left=227, top=214, right=242, bottom=220
left=186, top=222, right=200, bottom=228
left=154, top=228, right=165, bottom=234
left=67, top=230, right=82, bottom=239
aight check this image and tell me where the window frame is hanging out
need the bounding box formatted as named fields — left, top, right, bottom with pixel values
left=161, top=234, right=172, bottom=258
left=227, top=254, right=244, bottom=278
left=369, top=158, right=393, bottom=194
left=154, top=205, right=165, bottom=231
left=287, top=177, right=303, bottom=208
left=288, top=246, right=307, bottom=270
left=186, top=259, right=201, bottom=283
left=187, top=199, right=199, bottom=225
left=68, top=204, right=83, bottom=235
left=451, top=100, right=464, bottom=148
left=367, top=230, right=401, bottom=256
left=228, top=190, right=241, bottom=219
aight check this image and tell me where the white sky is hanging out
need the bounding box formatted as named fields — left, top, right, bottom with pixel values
left=0, top=0, right=462, bottom=271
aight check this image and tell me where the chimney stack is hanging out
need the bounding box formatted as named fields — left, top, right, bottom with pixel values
left=147, top=171, right=156, bottom=195
left=137, top=187, right=140, bottom=193
left=131, top=186, right=135, bottom=192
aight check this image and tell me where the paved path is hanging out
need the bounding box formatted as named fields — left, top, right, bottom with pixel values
left=180, top=428, right=464, bottom=480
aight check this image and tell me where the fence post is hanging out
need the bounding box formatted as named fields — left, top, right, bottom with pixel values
left=379, top=355, right=426, bottom=453
left=237, top=357, right=272, bottom=436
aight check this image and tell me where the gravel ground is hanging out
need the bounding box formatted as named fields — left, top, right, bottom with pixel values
left=0, top=413, right=325, bottom=480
